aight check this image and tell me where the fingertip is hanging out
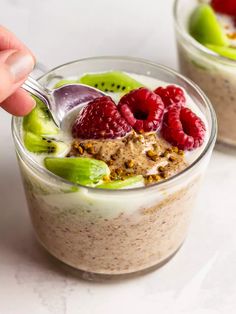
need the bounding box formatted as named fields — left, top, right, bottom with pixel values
left=0, top=89, right=36, bottom=116
left=0, top=50, right=36, bottom=104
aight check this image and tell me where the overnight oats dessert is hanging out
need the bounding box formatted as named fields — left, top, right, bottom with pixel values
left=174, top=0, right=236, bottom=146
left=12, top=57, right=216, bottom=279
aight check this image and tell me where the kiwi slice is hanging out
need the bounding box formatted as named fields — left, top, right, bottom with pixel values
left=54, top=79, right=80, bottom=89
left=24, top=132, right=68, bottom=155
left=205, top=44, right=236, bottom=60
left=44, top=157, right=110, bottom=186
left=23, top=96, right=58, bottom=135
left=189, top=4, right=229, bottom=47
left=79, top=71, right=143, bottom=93
left=97, top=175, right=144, bottom=189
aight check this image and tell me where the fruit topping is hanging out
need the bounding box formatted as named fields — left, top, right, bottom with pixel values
left=44, top=157, right=110, bottom=186
left=79, top=71, right=143, bottom=93
left=54, top=79, right=80, bottom=89
left=24, top=132, right=68, bottom=155
left=161, top=106, right=206, bottom=150
left=23, top=96, right=58, bottom=135
left=97, top=175, right=144, bottom=189
left=205, top=44, right=236, bottom=60
left=117, top=87, right=165, bottom=133
left=189, top=4, right=229, bottom=47
left=154, top=85, right=186, bottom=108
left=211, top=0, right=236, bottom=16
left=72, top=96, right=132, bottom=139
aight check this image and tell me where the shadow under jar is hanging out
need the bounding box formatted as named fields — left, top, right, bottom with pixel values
left=12, top=57, right=216, bottom=280
left=174, top=0, right=236, bottom=147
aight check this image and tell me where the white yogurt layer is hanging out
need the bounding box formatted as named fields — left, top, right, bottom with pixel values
left=216, top=14, right=236, bottom=47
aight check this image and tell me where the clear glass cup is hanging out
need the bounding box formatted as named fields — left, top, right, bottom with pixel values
left=12, top=57, right=217, bottom=280
left=174, top=0, right=236, bottom=147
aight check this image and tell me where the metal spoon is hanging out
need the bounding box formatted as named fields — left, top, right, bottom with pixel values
left=22, top=76, right=106, bottom=127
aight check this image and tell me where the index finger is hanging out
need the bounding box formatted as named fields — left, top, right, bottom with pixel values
left=0, top=25, right=33, bottom=55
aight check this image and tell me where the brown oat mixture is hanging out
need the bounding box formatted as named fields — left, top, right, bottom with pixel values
left=25, top=176, right=200, bottom=275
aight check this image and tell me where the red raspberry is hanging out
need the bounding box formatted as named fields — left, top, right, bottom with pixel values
left=72, top=96, right=131, bottom=139
left=117, top=87, right=165, bottom=132
left=154, top=85, right=186, bottom=108
left=161, top=106, right=206, bottom=150
left=211, top=0, right=236, bottom=16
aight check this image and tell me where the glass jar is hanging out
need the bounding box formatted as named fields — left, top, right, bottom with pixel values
left=174, top=0, right=236, bottom=147
left=12, top=57, right=216, bottom=280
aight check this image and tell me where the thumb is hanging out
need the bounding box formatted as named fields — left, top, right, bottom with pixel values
left=0, top=50, right=35, bottom=103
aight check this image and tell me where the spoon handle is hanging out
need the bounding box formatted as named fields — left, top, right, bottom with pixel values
left=22, top=76, right=50, bottom=103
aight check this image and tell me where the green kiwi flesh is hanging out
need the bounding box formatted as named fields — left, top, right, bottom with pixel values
left=79, top=71, right=143, bottom=93
left=24, top=132, right=68, bottom=155
left=189, top=4, right=229, bottom=47
left=97, top=175, right=144, bottom=189
left=205, top=44, right=236, bottom=60
left=44, top=157, right=110, bottom=186
left=54, top=79, right=80, bottom=89
left=23, top=96, right=58, bottom=135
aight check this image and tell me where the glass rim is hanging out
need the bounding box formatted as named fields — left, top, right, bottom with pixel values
left=173, top=0, right=236, bottom=66
left=12, top=56, right=217, bottom=194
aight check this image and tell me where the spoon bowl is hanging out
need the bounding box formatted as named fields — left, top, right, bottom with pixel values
left=22, top=76, right=106, bottom=127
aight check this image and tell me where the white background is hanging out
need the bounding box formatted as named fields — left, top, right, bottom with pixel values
left=0, top=0, right=236, bottom=313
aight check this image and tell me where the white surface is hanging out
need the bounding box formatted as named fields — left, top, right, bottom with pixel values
left=0, top=0, right=236, bottom=313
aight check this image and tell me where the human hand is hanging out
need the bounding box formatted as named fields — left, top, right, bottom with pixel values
left=0, top=25, right=36, bottom=116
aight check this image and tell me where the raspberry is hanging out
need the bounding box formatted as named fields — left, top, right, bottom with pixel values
left=117, top=87, right=165, bottom=132
left=161, top=106, right=206, bottom=150
left=154, top=85, right=186, bottom=108
left=211, top=0, right=236, bottom=16
left=72, top=96, right=131, bottom=139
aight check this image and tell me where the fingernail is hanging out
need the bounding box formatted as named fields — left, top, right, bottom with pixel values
left=6, top=50, right=35, bottom=83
